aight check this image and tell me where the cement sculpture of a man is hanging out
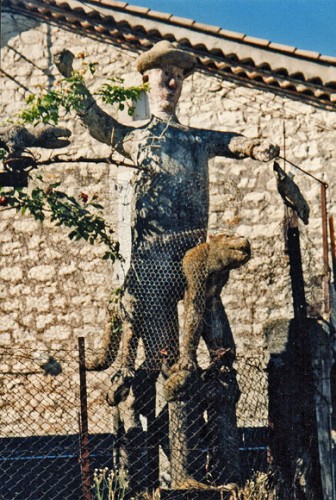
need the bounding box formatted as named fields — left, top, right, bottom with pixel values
left=55, top=40, right=279, bottom=489
left=55, top=41, right=278, bottom=367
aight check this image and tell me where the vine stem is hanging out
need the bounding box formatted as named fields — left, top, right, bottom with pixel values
left=35, top=155, right=147, bottom=171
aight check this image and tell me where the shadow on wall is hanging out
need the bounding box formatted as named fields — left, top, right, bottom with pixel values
left=1, top=10, right=41, bottom=48
left=1, top=11, right=55, bottom=92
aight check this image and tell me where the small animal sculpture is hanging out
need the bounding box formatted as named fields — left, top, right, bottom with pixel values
left=273, top=161, right=309, bottom=225
left=164, top=233, right=251, bottom=400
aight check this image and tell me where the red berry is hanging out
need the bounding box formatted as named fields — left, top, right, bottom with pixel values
left=79, top=192, right=89, bottom=203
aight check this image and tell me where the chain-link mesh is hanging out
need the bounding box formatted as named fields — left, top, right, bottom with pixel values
left=0, top=347, right=268, bottom=499
left=0, top=231, right=273, bottom=499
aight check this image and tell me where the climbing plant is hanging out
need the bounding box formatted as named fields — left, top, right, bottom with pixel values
left=0, top=57, right=148, bottom=262
left=17, top=59, right=148, bottom=125
left=0, top=180, right=122, bottom=262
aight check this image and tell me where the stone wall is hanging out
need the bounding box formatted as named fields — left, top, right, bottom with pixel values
left=1, top=12, right=335, bottom=435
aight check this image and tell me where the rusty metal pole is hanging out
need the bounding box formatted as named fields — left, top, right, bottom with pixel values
left=321, top=183, right=330, bottom=314
left=78, top=337, right=92, bottom=500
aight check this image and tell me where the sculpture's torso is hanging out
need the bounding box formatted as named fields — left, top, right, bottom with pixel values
left=124, top=117, right=209, bottom=255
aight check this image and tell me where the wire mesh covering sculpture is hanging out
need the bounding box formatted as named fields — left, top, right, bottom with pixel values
left=54, top=40, right=279, bottom=494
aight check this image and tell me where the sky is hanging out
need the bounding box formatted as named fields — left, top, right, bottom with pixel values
left=127, top=0, right=336, bottom=57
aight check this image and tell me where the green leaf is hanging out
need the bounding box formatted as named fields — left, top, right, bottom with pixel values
left=68, top=231, right=78, bottom=240
left=88, top=62, right=98, bottom=75
left=89, top=203, right=104, bottom=210
left=0, top=148, right=8, bottom=161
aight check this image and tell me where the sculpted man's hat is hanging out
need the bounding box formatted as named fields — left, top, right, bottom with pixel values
left=136, top=41, right=197, bottom=77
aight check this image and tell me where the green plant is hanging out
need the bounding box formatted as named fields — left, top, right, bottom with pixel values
left=18, top=71, right=90, bottom=126
left=0, top=148, right=8, bottom=161
left=96, top=78, right=149, bottom=116
left=18, top=60, right=148, bottom=125
left=1, top=56, right=150, bottom=264
left=93, top=467, right=128, bottom=500
left=0, top=179, right=122, bottom=262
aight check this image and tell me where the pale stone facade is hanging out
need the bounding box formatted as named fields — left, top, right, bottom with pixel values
left=1, top=12, right=335, bottom=434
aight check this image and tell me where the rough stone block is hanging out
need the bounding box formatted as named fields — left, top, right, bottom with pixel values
left=36, top=314, right=55, bottom=331
left=28, top=265, right=56, bottom=281
left=0, top=266, right=23, bottom=282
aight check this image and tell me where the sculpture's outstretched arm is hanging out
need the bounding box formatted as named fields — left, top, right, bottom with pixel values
left=0, top=125, right=71, bottom=152
left=53, top=50, right=131, bottom=154
left=204, top=130, right=279, bottom=162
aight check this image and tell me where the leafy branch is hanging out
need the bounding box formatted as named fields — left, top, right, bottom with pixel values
left=18, top=71, right=89, bottom=126
left=96, top=77, right=149, bottom=116
left=18, top=61, right=148, bottom=125
left=1, top=55, right=148, bottom=262
left=0, top=181, right=123, bottom=262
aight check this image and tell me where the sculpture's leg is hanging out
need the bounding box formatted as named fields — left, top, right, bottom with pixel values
left=132, top=310, right=176, bottom=492
left=139, top=301, right=180, bottom=490
left=106, top=289, right=141, bottom=407
left=161, top=245, right=208, bottom=486
left=168, top=370, right=207, bottom=487
left=113, top=254, right=184, bottom=495
left=106, top=292, right=149, bottom=495
left=201, top=277, right=241, bottom=486
left=116, top=390, right=149, bottom=495
left=132, top=253, right=207, bottom=489
left=117, top=233, right=206, bottom=492
left=203, top=358, right=241, bottom=485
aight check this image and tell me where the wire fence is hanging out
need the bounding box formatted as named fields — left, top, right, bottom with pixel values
left=0, top=343, right=269, bottom=500
left=1, top=223, right=331, bottom=499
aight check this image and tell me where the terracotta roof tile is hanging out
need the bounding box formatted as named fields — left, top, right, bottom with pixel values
left=268, top=42, right=296, bottom=54
left=95, top=0, right=129, bottom=7
left=192, top=21, right=222, bottom=34
left=170, top=15, right=195, bottom=27
left=6, top=0, right=336, bottom=107
left=319, top=54, right=336, bottom=64
left=319, top=55, right=336, bottom=64
left=146, top=10, right=172, bottom=21
left=294, top=48, right=321, bottom=59
left=218, top=29, right=245, bottom=41
left=242, top=35, right=270, bottom=47
left=125, top=4, right=150, bottom=14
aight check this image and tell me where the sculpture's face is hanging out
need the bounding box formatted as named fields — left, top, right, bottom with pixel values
left=146, top=66, right=185, bottom=117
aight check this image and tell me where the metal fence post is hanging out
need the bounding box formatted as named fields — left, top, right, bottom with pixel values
left=321, top=183, right=330, bottom=314
left=329, top=215, right=336, bottom=284
left=78, top=337, right=92, bottom=500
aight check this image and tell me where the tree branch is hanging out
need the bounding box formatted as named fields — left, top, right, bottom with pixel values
left=36, top=155, right=148, bottom=172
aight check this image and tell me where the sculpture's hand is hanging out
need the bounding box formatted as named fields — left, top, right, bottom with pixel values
left=2, top=125, right=71, bottom=151
left=31, top=126, right=71, bottom=149
left=53, top=49, right=75, bottom=78
left=250, top=140, right=280, bottom=162
left=227, top=136, right=279, bottom=162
